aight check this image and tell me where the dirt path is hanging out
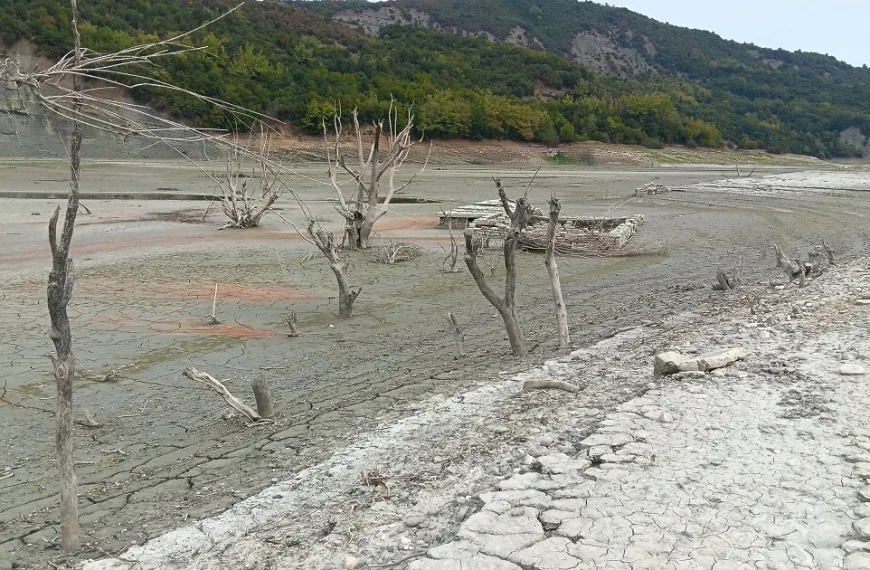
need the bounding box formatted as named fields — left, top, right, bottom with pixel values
left=1, top=165, right=868, bottom=569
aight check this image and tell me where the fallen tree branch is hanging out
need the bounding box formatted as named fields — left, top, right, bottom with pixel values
left=184, top=367, right=263, bottom=423
left=522, top=379, right=580, bottom=393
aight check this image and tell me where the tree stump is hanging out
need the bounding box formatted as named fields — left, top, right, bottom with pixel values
left=252, top=373, right=274, bottom=419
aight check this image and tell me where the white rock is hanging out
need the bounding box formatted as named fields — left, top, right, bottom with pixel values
left=579, top=432, right=633, bottom=448
left=853, top=518, right=870, bottom=540
left=840, top=363, right=867, bottom=376
left=859, top=486, right=870, bottom=502
left=844, top=540, right=870, bottom=554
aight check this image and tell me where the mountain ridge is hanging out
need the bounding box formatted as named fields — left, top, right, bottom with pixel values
left=2, top=0, right=869, bottom=158
left=295, top=0, right=866, bottom=79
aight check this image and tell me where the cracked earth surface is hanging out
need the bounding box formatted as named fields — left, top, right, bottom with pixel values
left=78, top=261, right=870, bottom=570
left=3, top=166, right=870, bottom=570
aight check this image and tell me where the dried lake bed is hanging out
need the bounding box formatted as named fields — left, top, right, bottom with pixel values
left=1, top=161, right=868, bottom=568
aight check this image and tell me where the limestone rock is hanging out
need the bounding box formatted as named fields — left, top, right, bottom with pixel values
left=840, top=363, right=867, bottom=376
left=853, top=518, right=870, bottom=540
left=654, top=348, right=746, bottom=377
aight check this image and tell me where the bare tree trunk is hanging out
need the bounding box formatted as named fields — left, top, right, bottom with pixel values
left=773, top=242, right=803, bottom=285
left=332, top=259, right=361, bottom=318
left=286, top=312, right=300, bottom=337
left=306, top=221, right=361, bottom=318
left=822, top=240, right=836, bottom=265
left=46, top=0, right=83, bottom=553
left=446, top=312, right=466, bottom=359
left=252, top=373, right=274, bottom=419
left=440, top=210, right=461, bottom=273
left=463, top=179, right=533, bottom=357
left=545, top=197, right=570, bottom=348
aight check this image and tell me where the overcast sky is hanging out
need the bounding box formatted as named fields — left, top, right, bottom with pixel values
left=598, top=0, right=867, bottom=66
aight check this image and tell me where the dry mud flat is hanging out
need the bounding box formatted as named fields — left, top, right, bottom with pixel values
left=0, top=165, right=869, bottom=569
left=80, top=259, right=870, bottom=570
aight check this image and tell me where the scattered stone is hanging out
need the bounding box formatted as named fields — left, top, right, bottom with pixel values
left=654, top=351, right=685, bottom=378
left=587, top=445, right=610, bottom=458
left=534, top=453, right=570, bottom=474
left=853, top=518, right=870, bottom=540
left=344, top=556, right=361, bottom=569
left=856, top=299, right=870, bottom=306
left=643, top=410, right=674, bottom=423
left=579, top=432, right=633, bottom=448
left=840, top=363, right=867, bottom=376
left=654, top=347, right=746, bottom=377
left=404, top=516, right=426, bottom=528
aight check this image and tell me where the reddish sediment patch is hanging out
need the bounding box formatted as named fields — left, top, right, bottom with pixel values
left=79, top=281, right=315, bottom=302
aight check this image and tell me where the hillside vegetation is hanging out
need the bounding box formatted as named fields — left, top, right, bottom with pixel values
left=2, top=0, right=868, bottom=158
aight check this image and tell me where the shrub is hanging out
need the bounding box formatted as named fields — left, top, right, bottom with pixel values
left=642, top=137, right=665, bottom=150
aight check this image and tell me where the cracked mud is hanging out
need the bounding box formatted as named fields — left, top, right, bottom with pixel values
left=2, top=164, right=870, bottom=570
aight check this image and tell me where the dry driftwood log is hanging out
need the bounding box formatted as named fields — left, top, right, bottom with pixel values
left=545, top=197, right=570, bottom=348
left=464, top=178, right=534, bottom=357
left=184, top=367, right=263, bottom=423
left=522, top=379, right=580, bottom=393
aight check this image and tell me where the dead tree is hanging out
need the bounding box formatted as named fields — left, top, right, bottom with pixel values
left=545, top=197, right=570, bottom=348
left=714, top=255, right=743, bottom=291
left=440, top=209, right=461, bottom=273
left=1, top=3, right=289, bottom=549
left=285, top=312, right=300, bottom=337
left=464, top=179, right=534, bottom=357
left=773, top=242, right=805, bottom=287
left=446, top=312, right=466, bottom=359
left=372, top=241, right=422, bottom=264
left=822, top=240, right=836, bottom=265
left=217, top=137, right=281, bottom=229
left=304, top=220, right=361, bottom=318
left=324, top=103, right=430, bottom=249
left=43, top=1, right=85, bottom=552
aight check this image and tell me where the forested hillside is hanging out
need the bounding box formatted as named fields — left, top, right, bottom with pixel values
left=2, top=0, right=868, bottom=157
